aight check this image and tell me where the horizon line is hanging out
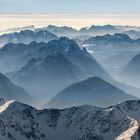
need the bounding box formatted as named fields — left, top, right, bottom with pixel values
left=0, top=13, right=140, bottom=15
left=0, top=13, right=140, bottom=30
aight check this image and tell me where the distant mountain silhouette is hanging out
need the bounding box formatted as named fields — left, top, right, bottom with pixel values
left=0, top=29, right=58, bottom=47
left=47, top=76, right=137, bottom=108
left=0, top=73, right=30, bottom=103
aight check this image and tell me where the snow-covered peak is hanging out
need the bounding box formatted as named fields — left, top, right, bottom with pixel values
left=0, top=99, right=140, bottom=139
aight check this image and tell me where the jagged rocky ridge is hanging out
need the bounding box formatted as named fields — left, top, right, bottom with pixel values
left=0, top=99, right=140, bottom=140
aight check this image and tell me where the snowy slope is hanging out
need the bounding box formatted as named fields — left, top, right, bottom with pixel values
left=0, top=99, right=140, bottom=140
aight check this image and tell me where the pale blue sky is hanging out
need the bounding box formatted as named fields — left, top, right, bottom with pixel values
left=0, top=0, right=140, bottom=14
left=0, top=0, right=140, bottom=30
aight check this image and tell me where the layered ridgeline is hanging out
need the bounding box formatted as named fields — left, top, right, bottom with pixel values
left=36, top=37, right=108, bottom=78
left=121, top=53, right=140, bottom=87
left=84, top=33, right=140, bottom=54
left=0, top=99, right=140, bottom=140
left=9, top=53, right=84, bottom=102
left=47, top=77, right=137, bottom=108
left=84, top=33, right=138, bottom=45
left=30, top=25, right=140, bottom=39
left=8, top=37, right=109, bottom=104
left=0, top=73, right=30, bottom=103
left=1, top=37, right=108, bottom=76
left=0, top=42, right=46, bottom=73
left=83, top=33, right=140, bottom=76
left=43, top=24, right=140, bottom=40
left=1, top=36, right=139, bottom=106
left=0, top=29, right=58, bottom=47
left=45, top=25, right=78, bottom=37
left=38, top=25, right=119, bottom=38
left=79, top=25, right=120, bottom=36
left=83, top=33, right=140, bottom=56
left=1, top=25, right=140, bottom=45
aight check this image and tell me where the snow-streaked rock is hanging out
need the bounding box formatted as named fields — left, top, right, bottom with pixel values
left=0, top=99, right=140, bottom=140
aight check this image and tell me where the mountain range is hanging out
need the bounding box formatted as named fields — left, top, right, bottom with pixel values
left=79, top=24, right=120, bottom=36
left=37, top=37, right=108, bottom=78
left=82, top=33, right=140, bottom=75
left=44, top=24, right=120, bottom=38
left=0, top=24, right=140, bottom=139
left=7, top=37, right=109, bottom=105
left=36, top=24, right=140, bottom=40
left=0, top=41, right=46, bottom=73
left=3, top=36, right=140, bottom=106
left=0, top=99, right=140, bottom=140
left=0, top=29, right=58, bottom=47
left=1, top=24, right=140, bottom=43
left=84, top=33, right=140, bottom=49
